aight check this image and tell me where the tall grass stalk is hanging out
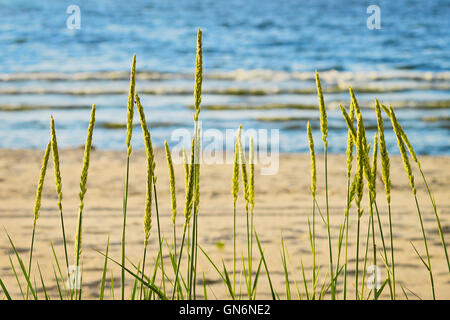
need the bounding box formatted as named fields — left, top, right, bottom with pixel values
left=389, top=105, right=435, bottom=299
left=249, top=136, right=255, bottom=299
left=135, top=93, right=166, bottom=297
left=121, top=53, right=136, bottom=299
left=26, top=140, right=51, bottom=299
left=135, top=92, right=155, bottom=299
left=232, top=128, right=241, bottom=293
left=188, top=28, right=203, bottom=300
left=74, top=103, right=96, bottom=299
left=369, top=134, right=378, bottom=299
left=153, top=178, right=166, bottom=296
left=237, top=125, right=252, bottom=298
left=50, top=116, right=69, bottom=274
left=342, top=102, right=354, bottom=299
left=375, top=99, right=396, bottom=298
left=381, top=103, right=449, bottom=274
left=172, top=137, right=196, bottom=299
left=306, top=121, right=318, bottom=298
left=315, top=71, right=335, bottom=299
left=369, top=139, right=394, bottom=299
left=354, top=104, right=365, bottom=299
left=165, top=141, right=177, bottom=265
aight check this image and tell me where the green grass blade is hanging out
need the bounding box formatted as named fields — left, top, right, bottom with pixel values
left=280, top=238, right=291, bottom=300
left=254, top=230, right=277, bottom=300
left=251, top=257, right=263, bottom=299
left=37, top=263, right=49, bottom=300
left=202, top=271, right=208, bottom=300
left=222, top=260, right=235, bottom=300
left=9, top=256, right=24, bottom=299
left=0, top=278, right=12, bottom=300
left=6, top=232, right=37, bottom=300
left=50, top=242, right=68, bottom=298
left=99, top=236, right=110, bottom=300
left=52, top=266, right=64, bottom=300
left=95, top=249, right=167, bottom=300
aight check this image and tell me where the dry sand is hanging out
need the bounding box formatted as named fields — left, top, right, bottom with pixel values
left=0, top=148, right=449, bottom=299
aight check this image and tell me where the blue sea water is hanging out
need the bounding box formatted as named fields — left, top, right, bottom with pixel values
left=0, top=0, right=449, bottom=154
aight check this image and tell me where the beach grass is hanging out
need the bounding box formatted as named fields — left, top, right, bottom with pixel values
left=0, top=29, right=448, bottom=301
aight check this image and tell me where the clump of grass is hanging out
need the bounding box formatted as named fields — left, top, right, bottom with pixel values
left=2, top=31, right=449, bottom=302
left=389, top=105, right=436, bottom=299
left=381, top=104, right=449, bottom=274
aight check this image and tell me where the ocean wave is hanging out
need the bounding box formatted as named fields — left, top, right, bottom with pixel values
left=0, top=83, right=449, bottom=96
left=1, top=69, right=450, bottom=83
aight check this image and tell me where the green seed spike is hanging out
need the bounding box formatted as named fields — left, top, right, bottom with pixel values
left=375, top=99, right=391, bottom=203
left=126, top=54, right=136, bottom=156
left=315, top=71, right=328, bottom=146
left=355, top=111, right=365, bottom=218
left=232, top=131, right=240, bottom=205
left=339, top=104, right=357, bottom=142
left=33, top=140, right=51, bottom=223
left=237, top=125, right=249, bottom=209
left=183, top=137, right=196, bottom=225
left=345, top=103, right=355, bottom=179
left=371, top=133, right=378, bottom=202
left=50, top=116, right=63, bottom=211
left=249, top=136, right=255, bottom=213
left=307, top=121, right=317, bottom=198
left=135, top=93, right=154, bottom=243
left=349, top=87, right=367, bottom=147
left=165, top=141, right=177, bottom=225
left=193, top=29, right=203, bottom=122
left=390, top=106, right=416, bottom=195
left=75, top=104, right=96, bottom=262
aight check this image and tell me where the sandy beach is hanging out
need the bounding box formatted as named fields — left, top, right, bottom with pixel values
left=0, top=147, right=448, bottom=300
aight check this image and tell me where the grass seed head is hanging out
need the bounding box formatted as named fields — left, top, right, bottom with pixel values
left=50, top=116, right=63, bottom=209
left=135, top=93, right=154, bottom=242
left=165, top=141, right=177, bottom=225
left=375, top=99, right=391, bottom=203
left=193, top=29, right=203, bottom=121
left=33, top=140, right=51, bottom=223
left=315, top=71, right=328, bottom=146
left=75, top=103, right=96, bottom=260
left=249, top=136, right=255, bottom=213
left=371, top=133, right=378, bottom=202
left=345, top=103, right=355, bottom=178
left=237, top=125, right=249, bottom=209
left=183, top=137, right=196, bottom=224
left=232, top=132, right=240, bottom=205
left=126, top=54, right=136, bottom=156
left=390, top=106, right=416, bottom=194
left=307, top=121, right=317, bottom=198
left=355, top=111, right=365, bottom=217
